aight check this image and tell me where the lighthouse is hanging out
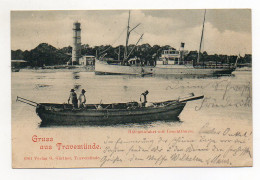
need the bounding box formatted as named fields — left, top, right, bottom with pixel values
left=72, top=22, right=81, bottom=64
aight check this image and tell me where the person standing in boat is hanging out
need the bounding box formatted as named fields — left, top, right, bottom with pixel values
left=78, top=89, right=86, bottom=108
left=140, top=90, right=149, bottom=107
left=68, top=89, right=78, bottom=108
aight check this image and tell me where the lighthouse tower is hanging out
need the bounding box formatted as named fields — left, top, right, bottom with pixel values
left=72, top=22, right=81, bottom=64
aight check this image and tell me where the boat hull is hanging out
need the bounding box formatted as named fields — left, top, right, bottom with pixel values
left=153, top=65, right=235, bottom=75
left=36, top=102, right=186, bottom=126
left=95, top=59, right=154, bottom=75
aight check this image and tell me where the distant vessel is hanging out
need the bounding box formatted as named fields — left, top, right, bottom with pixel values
left=95, top=10, right=236, bottom=76
left=153, top=48, right=236, bottom=75
left=95, top=59, right=153, bottom=75
left=95, top=11, right=153, bottom=75
left=152, top=10, right=236, bottom=75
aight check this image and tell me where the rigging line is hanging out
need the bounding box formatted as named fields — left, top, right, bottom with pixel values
left=99, top=27, right=127, bottom=55
left=127, top=34, right=144, bottom=54
left=112, top=27, right=128, bottom=46
left=126, top=34, right=144, bottom=59
left=132, top=29, right=143, bottom=36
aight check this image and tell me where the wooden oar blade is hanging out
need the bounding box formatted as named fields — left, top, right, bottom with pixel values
left=179, top=95, right=204, bottom=103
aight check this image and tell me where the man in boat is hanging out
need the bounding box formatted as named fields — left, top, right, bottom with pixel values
left=78, top=89, right=86, bottom=108
left=68, top=89, right=78, bottom=108
left=140, top=90, right=149, bottom=107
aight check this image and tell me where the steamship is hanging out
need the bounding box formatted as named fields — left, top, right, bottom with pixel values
left=152, top=47, right=236, bottom=75
left=95, top=10, right=237, bottom=76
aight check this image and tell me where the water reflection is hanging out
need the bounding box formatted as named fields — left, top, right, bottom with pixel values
left=73, top=84, right=81, bottom=90
left=123, top=85, right=128, bottom=91
left=153, top=74, right=235, bottom=80
left=72, top=72, right=80, bottom=79
left=34, top=84, right=52, bottom=90
left=35, top=75, right=46, bottom=79
left=108, top=73, right=236, bottom=81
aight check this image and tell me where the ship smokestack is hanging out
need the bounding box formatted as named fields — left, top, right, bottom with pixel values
left=72, top=22, right=81, bottom=64
left=180, top=42, right=185, bottom=49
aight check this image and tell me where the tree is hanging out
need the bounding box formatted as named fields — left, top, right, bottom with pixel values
left=11, top=49, right=24, bottom=60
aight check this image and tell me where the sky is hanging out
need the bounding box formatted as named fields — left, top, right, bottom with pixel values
left=11, top=9, right=251, bottom=55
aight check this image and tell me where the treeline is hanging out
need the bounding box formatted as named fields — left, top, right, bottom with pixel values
left=11, top=43, right=252, bottom=67
left=11, top=43, right=71, bottom=67
left=185, top=51, right=252, bottom=66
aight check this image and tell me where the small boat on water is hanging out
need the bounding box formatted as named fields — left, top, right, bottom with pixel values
left=16, top=94, right=204, bottom=126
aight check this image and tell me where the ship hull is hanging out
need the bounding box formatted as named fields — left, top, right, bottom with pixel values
left=95, top=60, right=235, bottom=76
left=153, top=65, right=235, bottom=75
left=95, top=59, right=154, bottom=75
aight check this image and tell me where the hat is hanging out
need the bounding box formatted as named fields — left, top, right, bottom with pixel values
left=70, top=89, right=75, bottom=92
left=82, top=89, right=86, bottom=93
left=145, top=90, right=149, bottom=94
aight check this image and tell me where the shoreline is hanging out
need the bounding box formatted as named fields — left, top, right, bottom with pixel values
left=18, top=66, right=94, bottom=73
left=12, top=66, right=252, bottom=73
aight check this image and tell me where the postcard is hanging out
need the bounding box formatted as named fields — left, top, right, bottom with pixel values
left=11, top=9, right=252, bottom=168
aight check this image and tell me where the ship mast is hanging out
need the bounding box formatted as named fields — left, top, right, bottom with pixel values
left=123, top=11, right=131, bottom=64
left=197, top=9, right=206, bottom=64
left=123, top=10, right=141, bottom=64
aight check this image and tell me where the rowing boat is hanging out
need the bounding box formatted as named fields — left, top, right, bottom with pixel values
left=16, top=95, right=204, bottom=126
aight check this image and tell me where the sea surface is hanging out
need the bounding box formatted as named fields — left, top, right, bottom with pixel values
left=11, top=70, right=252, bottom=130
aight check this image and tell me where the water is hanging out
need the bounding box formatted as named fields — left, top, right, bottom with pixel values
left=11, top=70, right=252, bottom=168
left=12, top=70, right=252, bottom=129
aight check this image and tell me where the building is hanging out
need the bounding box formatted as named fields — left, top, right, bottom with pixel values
left=11, top=60, right=27, bottom=72
left=79, top=55, right=95, bottom=66
left=11, top=60, right=27, bottom=67
left=128, top=57, right=141, bottom=65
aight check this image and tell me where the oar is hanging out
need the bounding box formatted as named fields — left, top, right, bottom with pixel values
left=179, top=95, right=204, bottom=103
left=16, top=98, right=38, bottom=107
left=16, top=96, right=40, bottom=105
